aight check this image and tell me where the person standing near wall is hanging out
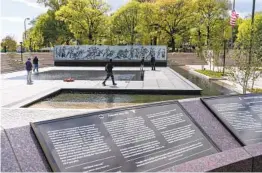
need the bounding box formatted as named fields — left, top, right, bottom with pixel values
left=103, top=59, right=117, bottom=86
left=140, top=57, right=145, bottom=71
left=151, top=55, right=156, bottom=71
left=33, top=56, right=39, bottom=73
left=25, top=58, right=33, bottom=84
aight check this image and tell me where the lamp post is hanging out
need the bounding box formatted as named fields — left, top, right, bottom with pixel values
left=231, top=0, right=236, bottom=48
left=20, top=42, right=23, bottom=62
left=29, top=38, right=32, bottom=52
left=249, top=0, right=256, bottom=65
left=24, top=17, right=30, bottom=52
left=223, top=39, right=227, bottom=76
left=24, top=18, right=30, bottom=40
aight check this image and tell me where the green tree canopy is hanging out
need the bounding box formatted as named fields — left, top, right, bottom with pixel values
left=138, top=2, right=158, bottom=45
left=1, top=35, right=17, bottom=51
left=56, top=0, right=110, bottom=44
left=237, top=13, right=262, bottom=52
left=154, top=0, right=194, bottom=51
left=111, top=1, right=140, bottom=45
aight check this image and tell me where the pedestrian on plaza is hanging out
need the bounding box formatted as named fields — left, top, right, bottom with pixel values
left=140, top=57, right=145, bottom=71
left=25, top=58, right=33, bottom=84
left=150, top=55, right=156, bottom=71
left=102, top=59, right=117, bottom=86
left=33, top=56, right=39, bottom=73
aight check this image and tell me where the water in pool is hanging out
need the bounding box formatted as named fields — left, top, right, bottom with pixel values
left=29, top=91, right=196, bottom=109
left=28, top=66, right=236, bottom=110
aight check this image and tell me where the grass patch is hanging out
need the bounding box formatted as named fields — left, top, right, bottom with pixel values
left=195, top=70, right=224, bottom=78
left=248, top=88, right=262, bottom=93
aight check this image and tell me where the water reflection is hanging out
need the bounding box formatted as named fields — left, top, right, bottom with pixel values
left=28, top=66, right=236, bottom=110
left=29, top=93, right=197, bottom=109
left=170, top=66, right=236, bottom=96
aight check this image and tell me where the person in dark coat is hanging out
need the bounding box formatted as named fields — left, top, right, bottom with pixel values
left=140, top=57, right=145, bottom=71
left=150, top=55, right=156, bottom=71
left=102, top=59, right=117, bottom=86
left=33, top=56, right=39, bottom=73
left=25, top=58, right=33, bottom=84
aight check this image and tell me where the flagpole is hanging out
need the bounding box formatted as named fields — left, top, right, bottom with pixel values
left=248, top=0, right=256, bottom=65
left=231, top=0, right=236, bottom=48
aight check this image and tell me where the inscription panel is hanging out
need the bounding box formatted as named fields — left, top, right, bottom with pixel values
left=31, top=102, right=218, bottom=172
left=54, top=45, right=167, bottom=61
left=202, top=94, right=262, bottom=145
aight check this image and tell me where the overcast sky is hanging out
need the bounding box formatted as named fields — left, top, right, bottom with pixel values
left=0, top=0, right=261, bottom=42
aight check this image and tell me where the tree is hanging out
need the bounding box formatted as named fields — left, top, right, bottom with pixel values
left=56, top=0, right=110, bottom=44
left=154, top=0, right=193, bottom=52
left=111, top=1, right=140, bottom=45
left=192, top=0, right=229, bottom=70
left=228, top=13, right=262, bottom=93
left=1, top=36, right=17, bottom=52
left=23, top=27, right=44, bottom=51
left=195, top=0, right=228, bottom=47
left=36, top=0, right=74, bottom=46
left=137, top=2, right=158, bottom=45
left=209, top=17, right=231, bottom=71
left=37, top=0, right=68, bottom=11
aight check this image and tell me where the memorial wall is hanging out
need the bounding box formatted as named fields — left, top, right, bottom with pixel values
left=31, top=101, right=218, bottom=172
left=202, top=94, right=262, bottom=145
left=54, top=45, right=167, bottom=61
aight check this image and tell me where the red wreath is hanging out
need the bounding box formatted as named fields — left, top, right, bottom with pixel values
left=63, top=78, right=75, bottom=82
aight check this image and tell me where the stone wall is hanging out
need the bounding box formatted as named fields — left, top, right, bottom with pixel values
left=54, top=45, right=167, bottom=61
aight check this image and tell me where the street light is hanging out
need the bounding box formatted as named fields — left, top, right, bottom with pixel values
left=231, top=0, right=236, bottom=48
left=24, top=18, right=30, bottom=41
left=29, top=38, right=32, bottom=52
left=249, top=0, right=256, bottom=65
left=20, top=42, right=23, bottom=62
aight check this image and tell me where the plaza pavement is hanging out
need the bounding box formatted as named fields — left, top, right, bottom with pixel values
left=1, top=66, right=201, bottom=108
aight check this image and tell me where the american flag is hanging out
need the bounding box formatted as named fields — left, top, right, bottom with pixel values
left=230, top=10, right=239, bottom=26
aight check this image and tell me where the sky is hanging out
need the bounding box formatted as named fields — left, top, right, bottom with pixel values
left=0, top=0, right=262, bottom=43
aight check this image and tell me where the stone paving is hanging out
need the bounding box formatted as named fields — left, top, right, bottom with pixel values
left=1, top=66, right=201, bottom=108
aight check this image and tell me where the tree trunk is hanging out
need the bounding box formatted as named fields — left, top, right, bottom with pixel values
left=206, top=24, right=210, bottom=47
left=171, top=36, right=175, bottom=52
left=243, top=84, right=247, bottom=94
left=251, top=79, right=255, bottom=90
left=251, top=72, right=256, bottom=90
left=153, top=36, right=157, bottom=45
left=88, top=33, right=93, bottom=44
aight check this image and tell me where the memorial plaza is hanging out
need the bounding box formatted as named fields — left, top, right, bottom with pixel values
left=1, top=0, right=262, bottom=172
left=1, top=46, right=262, bottom=172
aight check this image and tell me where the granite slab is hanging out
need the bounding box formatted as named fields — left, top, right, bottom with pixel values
left=5, top=126, right=52, bottom=172
left=166, top=147, right=252, bottom=172
left=201, top=94, right=262, bottom=145
left=1, top=129, right=21, bottom=172
left=180, top=100, right=241, bottom=151
left=244, top=143, right=262, bottom=172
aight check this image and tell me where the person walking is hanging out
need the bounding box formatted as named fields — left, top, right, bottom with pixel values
left=140, top=57, right=145, bottom=71
left=102, top=59, right=117, bottom=86
left=25, top=58, right=33, bottom=84
left=33, top=56, right=39, bottom=73
left=151, top=55, right=156, bottom=71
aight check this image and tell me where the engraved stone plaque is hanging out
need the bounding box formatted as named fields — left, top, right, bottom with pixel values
left=202, top=94, right=262, bottom=145
left=31, top=101, right=218, bottom=172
